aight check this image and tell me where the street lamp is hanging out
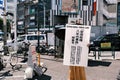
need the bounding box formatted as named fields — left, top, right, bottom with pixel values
left=3, top=0, right=7, bottom=46
left=36, top=0, right=46, bottom=66
left=36, top=0, right=45, bottom=50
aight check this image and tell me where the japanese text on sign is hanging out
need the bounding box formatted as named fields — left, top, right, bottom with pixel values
left=63, top=24, right=91, bottom=67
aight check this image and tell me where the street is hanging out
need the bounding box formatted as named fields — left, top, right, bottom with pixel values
left=0, top=51, right=120, bottom=80
left=0, top=60, right=27, bottom=80
left=40, top=52, right=120, bottom=80
left=0, top=0, right=120, bottom=80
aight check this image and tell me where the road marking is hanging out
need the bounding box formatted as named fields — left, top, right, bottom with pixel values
left=17, top=62, right=27, bottom=65
left=0, top=75, right=24, bottom=79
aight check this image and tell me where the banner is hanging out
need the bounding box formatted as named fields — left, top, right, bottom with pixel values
left=62, top=0, right=79, bottom=13
left=63, top=24, right=91, bottom=67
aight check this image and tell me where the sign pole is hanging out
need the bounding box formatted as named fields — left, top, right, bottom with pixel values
left=37, top=2, right=41, bottom=67
left=3, top=0, right=7, bottom=46
left=69, top=66, right=74, bottom=80
left=69, top=66, right=86, bottom=80
left=37, top=53, right=40, bottom=66
left=63, top=24, right=91, bottom=80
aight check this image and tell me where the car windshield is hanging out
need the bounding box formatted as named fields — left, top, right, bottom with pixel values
left=17, top=36, right=25, bottom=42
left=95, top=35, right=104, bottom=41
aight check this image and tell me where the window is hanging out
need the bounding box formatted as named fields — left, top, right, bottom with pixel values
left=117, top=2, right=120, bottom=26
left=17, top=36, right=25, bottom=42
left=29, top=22, right=35, bottom=26
left=83, top=0, right=88, bottom=5
left=7, top=0, right=14, bottom=2
left=7, top=6, right=14, bottom=9
left=27, top=35, right=44, bottom=40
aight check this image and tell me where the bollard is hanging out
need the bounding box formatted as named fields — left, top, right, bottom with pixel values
left=37, top=53, right=40, bottom=66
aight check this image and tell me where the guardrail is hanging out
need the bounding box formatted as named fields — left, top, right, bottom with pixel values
left=89, top=46, right=116, bottom=60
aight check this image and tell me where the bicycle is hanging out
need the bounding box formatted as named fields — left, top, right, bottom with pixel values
left=0, top=45, right=18, bottom=70
left=17, top=42, right=30, bottom=62
left=0, top=41, right=31, bottom=71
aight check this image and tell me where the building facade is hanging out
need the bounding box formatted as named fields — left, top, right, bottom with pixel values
left=17, top=0, right=52, bottom=35
left=52, top=0, right=117, bottom=26
left=117, top=0, right=120, bottom=31
left=16, top=0, right=118, bottom=35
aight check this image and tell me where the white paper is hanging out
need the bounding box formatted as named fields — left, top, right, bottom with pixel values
left=63, top=24, right=91, bottom=67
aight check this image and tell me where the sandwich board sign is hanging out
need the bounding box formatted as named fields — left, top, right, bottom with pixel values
left=63, top=24, right=91, bottom=67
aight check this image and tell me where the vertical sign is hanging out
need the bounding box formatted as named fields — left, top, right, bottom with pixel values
left=27, top=45, right=37, bottom=68
left=63, top=24, right=91, bottom=67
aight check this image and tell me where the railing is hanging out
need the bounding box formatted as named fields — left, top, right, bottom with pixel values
left=102, top=8, right=116, bottom=19
left=105, top=0, right=117, bottom=4
left=89, top=46, right=116, bottom=60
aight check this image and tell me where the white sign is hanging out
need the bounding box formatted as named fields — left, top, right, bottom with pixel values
left=27, top=45, right=37, bottom=68
left=63, top=24, right=91, bottom=67
left=47, top=33, right=55, bottom=46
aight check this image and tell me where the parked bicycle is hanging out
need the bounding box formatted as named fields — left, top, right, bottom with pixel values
left=0, top=41, right=30, bottom=70
left=0, top=45, right=18, bottom=70
left=17, top=42, right=30, bottom=61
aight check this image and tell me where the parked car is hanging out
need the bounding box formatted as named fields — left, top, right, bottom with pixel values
left=89, top=33, right=120, bottom=52
left=6, top=33, right=47, bottom=53
left=9, top=33, right=47, bottom=46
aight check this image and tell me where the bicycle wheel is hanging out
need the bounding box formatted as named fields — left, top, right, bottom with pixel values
left=10, top=53, right=18, bottom=67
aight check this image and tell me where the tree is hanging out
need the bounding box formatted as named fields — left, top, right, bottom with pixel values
left=0, top=17, right=11, bottom=33
left=0, top=17, right=3, bottom=31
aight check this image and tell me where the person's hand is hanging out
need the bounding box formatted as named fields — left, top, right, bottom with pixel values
left=87, top=43, right=90, bottom=47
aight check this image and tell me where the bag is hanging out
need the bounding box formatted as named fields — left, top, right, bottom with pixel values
left=33, top=63, right=47, bottom=76
left=24, top=67, right=34, bottom=79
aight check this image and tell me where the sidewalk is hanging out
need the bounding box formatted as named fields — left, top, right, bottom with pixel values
left=40, top=52, right=120, bottom=80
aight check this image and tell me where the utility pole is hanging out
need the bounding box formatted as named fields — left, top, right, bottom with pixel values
left=3, top=0, right=7, bottom=45
left=37, top=2, right=40, bottom=66
left=14, top=0, right=17, bottom=42
left=41, top=0, right=45, bottom=33
left=43, top=1, right=46, bottom=33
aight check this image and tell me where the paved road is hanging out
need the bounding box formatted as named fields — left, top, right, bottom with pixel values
left=40, top=51, right=120, bottom=80
left=0, top=60, right=27, bottom=80
left=0, top=51, right=120, bottom=80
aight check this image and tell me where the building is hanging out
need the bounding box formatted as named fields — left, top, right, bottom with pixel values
left=52, top=0, right=117, bottom=26
left=0, top=0, right=17, bottom=40
left=6, top=0, right=17, bottom=34
left=98, top=0, right=117, bottom=26
left=17, top=0, right=52, bottom=35
left=51, top=0, right=118, bottom=56
left=0, top=0, right=3, bottom=18
left=117, top=0, right=120, bottom=31
left=16, top=0, right=118, bottom=35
